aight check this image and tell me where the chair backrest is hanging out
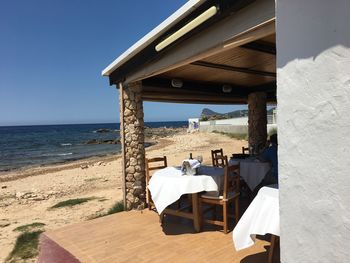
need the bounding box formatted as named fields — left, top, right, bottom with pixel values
left=242, top=146, right=249, bottom=154
left=212, top=154, right=228, bottom=168
left=211, top=148, right=224, bottom=167
left=223, top=162, right=240, bottom=199
left=145, top=156, right=168, bottom=184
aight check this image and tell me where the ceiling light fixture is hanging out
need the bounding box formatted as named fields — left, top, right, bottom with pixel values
left=171, top=79, right=183, bottom=88
left=155, top=6, right=218, bottom=52
left=222, top=84, right=232, bottom=93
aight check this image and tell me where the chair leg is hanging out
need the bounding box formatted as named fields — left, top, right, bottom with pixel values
left=147, top=190, right=152, bottom=210
left=235, top=198, right=240, bottom=225
left=213, top=205, right=217, bottom=221
left=198, top=198, right=203, bottom=231
left=159, top=212, right=165, bottom=224
left=223, top=202, right=228, bottom=234
left=268, top=235, right=277, bottom=263
left=188, top=195, right=192, bottom=212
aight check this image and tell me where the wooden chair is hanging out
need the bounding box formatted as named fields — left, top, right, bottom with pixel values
left=242, top=146, right=249, bottom=155
left=212, top=152, right=228, bottom=168
left=211, top=148, right=224, bottom=167
left=199, top=156, right=240, bottom=234
left=145, top=156, right=167, bottom=210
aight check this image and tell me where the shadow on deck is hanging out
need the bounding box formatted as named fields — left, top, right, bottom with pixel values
left=38, top=210, right=279, bottom=263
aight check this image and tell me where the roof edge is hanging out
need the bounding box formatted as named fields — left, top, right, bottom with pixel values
left=101, top=0, right=206, bottom=77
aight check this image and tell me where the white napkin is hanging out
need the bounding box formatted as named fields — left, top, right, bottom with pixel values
left=186, top=159, right=201, bottom=169
left=181, top=159, right=201, bottom=175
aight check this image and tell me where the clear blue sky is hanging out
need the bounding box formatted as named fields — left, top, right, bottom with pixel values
left=0, top=0, right=246, bottom=126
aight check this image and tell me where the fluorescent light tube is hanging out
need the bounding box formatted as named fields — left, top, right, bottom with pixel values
left=155, top=6, right=218, bottom=52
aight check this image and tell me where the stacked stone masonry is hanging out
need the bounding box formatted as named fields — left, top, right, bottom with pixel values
left=121, top=82, right=146, bottom=210
left=248, top=92, right=268, bottom=151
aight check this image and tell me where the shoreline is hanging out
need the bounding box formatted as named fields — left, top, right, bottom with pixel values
left=0, top=126, right=186, bottom=182
left=0, top=137, right=165, bottom=183
left=0, top=126, right=186, bottom=180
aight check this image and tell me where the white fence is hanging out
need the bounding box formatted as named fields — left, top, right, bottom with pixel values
left=197, top=115, right=277, bottom=134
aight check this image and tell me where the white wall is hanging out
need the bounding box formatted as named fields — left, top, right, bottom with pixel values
left=215, top=117, right=248, bottom=125
left=277, top=0, right=350, bottom=262
left=200, top=117, right=248, bottom=126
left=199, top=124, right=248, bottom=134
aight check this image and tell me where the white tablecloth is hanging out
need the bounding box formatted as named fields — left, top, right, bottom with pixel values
left=229, top=158, right=270, bottom=191
left=148, top=166, right=224, bottom=214
left=232, top=186, right=279, bottom=251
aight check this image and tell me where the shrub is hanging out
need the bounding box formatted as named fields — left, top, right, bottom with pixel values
left=90, top=200, right=124, bottom=219
left=7, top=231, right=43, bottom=261
left=50, top=197, right=96, bottom=209
left=13, top=222, right=45, bottom=232
left=212, top=130, right=248, bottom=141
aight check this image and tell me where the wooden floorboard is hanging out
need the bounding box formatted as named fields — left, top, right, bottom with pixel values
left=43, top=210, right=279, bottom=262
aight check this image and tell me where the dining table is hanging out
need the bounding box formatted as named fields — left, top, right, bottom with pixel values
left=148, top=165, right=225, bottom=232
left=232, top=185, right=279, bottom=262
left=229, top=157, right=271, bottom=191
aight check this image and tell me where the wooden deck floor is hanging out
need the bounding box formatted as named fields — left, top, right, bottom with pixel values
left=41, top=210, right=279, bottom=263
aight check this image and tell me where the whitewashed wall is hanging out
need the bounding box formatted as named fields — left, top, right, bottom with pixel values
left=277, top=0, right=350, bottom=262
left=215, top=117, right=248, bottom=125
left=200, top=117, right=248, bottom=126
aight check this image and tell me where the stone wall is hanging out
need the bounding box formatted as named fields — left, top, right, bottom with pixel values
left=248, top=92, right=267, bottom=150
left=120, top=82, right=146, bottom=210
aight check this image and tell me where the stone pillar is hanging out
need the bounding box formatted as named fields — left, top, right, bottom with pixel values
left=247, top=92, right=267, bottom=151
left=120, top=81, right=145, bottom=210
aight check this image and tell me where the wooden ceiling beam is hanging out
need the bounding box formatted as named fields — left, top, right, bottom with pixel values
left=142, top=77, right=276, bottom=95
left=191, top=61, right=276, bottom=77
left=142, top=77, right=249, bottom=96
left=141, top=77, right=277, bottom=104
left=240, top=41, right=276, bottom=55
left=142, top=92, right=247, bottom=105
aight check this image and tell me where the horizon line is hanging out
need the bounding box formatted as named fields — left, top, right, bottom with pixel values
left=0, top=120, right=188, bottom=128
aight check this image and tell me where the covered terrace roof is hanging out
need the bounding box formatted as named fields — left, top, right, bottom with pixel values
left=102, top=0, right=276, bottom=105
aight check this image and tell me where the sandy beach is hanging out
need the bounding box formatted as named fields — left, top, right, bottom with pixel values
left=0, top=130, right=246, bottom=262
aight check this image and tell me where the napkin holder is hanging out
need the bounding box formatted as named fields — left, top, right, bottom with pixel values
left=181, top=161, right=198, bottom=176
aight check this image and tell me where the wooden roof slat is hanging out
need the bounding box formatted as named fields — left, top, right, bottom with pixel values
left=240, top=41, right=276, bottom=55
left=191, top=61, right=276, bottom=77
left=160, top=64, right=275, bottom=87
left=202, top=47, right=275, bottom=71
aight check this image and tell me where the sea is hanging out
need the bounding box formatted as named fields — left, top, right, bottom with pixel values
left=0, top=121, right=187, bottom=172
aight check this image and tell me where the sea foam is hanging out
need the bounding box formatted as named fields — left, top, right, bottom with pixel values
left=58, top=153, right=73, bottom=156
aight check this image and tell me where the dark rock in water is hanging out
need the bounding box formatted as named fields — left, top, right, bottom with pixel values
left=84, top=139, right=120, bottom=145
left=85, top=139, right=99, bottom=144
left=95, top=128, right=111, bottom=133
left=102, top=139, right=120, bottom=144
left=144, top=127, right=185, bottom=139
